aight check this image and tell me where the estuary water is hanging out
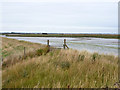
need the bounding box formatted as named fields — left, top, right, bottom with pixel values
left=5, top=36, right=118, bottom=56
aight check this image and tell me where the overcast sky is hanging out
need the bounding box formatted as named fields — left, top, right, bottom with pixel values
left=0, top=0, right=119, bottom=33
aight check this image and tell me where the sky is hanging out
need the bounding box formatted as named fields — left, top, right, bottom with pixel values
left=0, top=0, right=119, bottom=33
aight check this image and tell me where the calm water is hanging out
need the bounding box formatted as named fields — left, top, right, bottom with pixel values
left=4, top=36, right=118, bottom=56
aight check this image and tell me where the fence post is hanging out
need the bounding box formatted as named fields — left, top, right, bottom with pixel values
left=63, top=39, right=66, bottom=49
left=47, top=40, right=50, bottom=51
left=47, top=40, right=49, bottom=47
left=24, top=47, right=26, bottom=58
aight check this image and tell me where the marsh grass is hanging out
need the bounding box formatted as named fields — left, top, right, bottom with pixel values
left=1, top=37, right=119, bottom=88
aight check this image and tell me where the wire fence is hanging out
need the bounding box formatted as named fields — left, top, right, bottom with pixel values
left=2, top=39, right=69, bottom=66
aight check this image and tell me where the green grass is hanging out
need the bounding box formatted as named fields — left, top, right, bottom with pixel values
left=5, top=34, right=119, bottom=39
left=2, top=50, right=12, bottom=58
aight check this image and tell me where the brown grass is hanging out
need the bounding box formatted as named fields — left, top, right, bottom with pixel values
left=1, top=37, right=119, bottom=88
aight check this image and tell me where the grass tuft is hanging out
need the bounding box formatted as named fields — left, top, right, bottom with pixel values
left=60, top=61, right=70, bottom=70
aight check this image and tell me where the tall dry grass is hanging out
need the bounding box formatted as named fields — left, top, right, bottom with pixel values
left=2, top=48, right=118, bottom=88
left=1, top=37, right=119, bottom=88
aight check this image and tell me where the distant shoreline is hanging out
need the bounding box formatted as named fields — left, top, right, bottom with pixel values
left=3, top=33, right=119, bottom=39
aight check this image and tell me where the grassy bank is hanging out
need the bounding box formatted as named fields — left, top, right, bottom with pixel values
left=2, top=37, right=46, bottom=59
left=5, top=34, right=119, bottom=39
left=2, top=37, right=119, bottom=88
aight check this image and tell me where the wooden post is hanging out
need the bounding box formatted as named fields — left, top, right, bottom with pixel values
left=47, top=40, right=50, bottom=51
left=63, top=39, right=69, bottom=49
left=47, top=40, right=49, bottom=47
left=1, top=57, right=3, bottom=65
left=63, top=39, right=66, bottom=49
left=24, top=47, right=26, bottom=58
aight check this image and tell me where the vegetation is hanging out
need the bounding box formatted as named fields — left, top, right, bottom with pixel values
left=2, top=37, right=48, bottom=68
left=5, top=34, right=119, bottom=39
left=1, top=37, right=119, bottom=88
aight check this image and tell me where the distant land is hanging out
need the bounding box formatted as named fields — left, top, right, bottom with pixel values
left=1, top=32, right=119, bottom=39
left=0, top=32, right=119, bottom=35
